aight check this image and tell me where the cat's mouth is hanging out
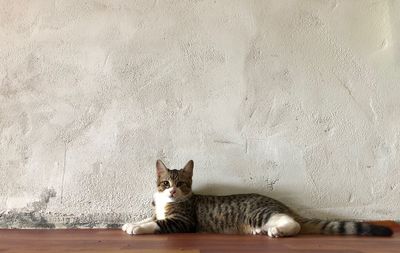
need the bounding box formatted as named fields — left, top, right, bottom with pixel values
left=170, top=193, right=181, bottom=199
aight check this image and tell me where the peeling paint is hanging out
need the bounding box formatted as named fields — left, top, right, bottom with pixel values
left=0, top=189, right=137, bottom=228
left=0, top=189, right=56, bottom=228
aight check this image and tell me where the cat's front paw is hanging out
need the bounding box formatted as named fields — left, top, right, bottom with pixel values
left=122, top=223, right=139, bottom=234
left=123, top=222, right=159, bottom=235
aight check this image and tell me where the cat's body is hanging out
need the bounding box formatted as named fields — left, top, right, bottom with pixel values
left=122, top=160, right=393, bottom=237
left=153, top=193, right=299, bottom=236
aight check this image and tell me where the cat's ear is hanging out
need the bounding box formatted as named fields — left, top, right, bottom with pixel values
left=182, top=160, right=194, bottom=177
left=156, top=160, right=168, bottom=177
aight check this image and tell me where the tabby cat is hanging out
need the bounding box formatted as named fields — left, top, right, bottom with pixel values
left=122, top=160, right=393, bottom=237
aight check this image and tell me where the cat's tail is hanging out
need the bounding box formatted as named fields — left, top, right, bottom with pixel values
left=298, top=218, right=393, bottom=236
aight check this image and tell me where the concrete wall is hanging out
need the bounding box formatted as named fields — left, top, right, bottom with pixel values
left=1, top=0, right=399, bottom=228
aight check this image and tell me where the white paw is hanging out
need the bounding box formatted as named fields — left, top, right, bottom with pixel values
left=122, top=223, right=129, bottom=231
left=131, top=225, right=150, bottom=235
left=264, top=214, right=301, bottom=237
left=267, top=226, right=284, bottom=238
left=122, top=223, right=139, bottom=234
left=123, top=222, right=159, bottom=235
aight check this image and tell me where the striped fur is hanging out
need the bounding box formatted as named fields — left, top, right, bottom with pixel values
left=122, top=160, right=393, bottom=237
left=299, top=218, right=393, bottom=236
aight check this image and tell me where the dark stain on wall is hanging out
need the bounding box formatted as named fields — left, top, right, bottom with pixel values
left=0, top=188, right=57, bottom=228
left=0, top=188, right=139, bottom=228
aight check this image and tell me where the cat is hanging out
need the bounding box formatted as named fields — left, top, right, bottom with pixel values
left=122, top=160, right=393, bottom=237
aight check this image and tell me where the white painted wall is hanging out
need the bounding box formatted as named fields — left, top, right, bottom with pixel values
left=1, top=0, right=399, bottom=227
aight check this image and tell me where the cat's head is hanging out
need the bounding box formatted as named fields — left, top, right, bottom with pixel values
left=155, top=160, right=193, bottom=202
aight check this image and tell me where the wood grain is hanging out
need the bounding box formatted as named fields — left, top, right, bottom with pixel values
left=0, top=224, right=398, bottom=253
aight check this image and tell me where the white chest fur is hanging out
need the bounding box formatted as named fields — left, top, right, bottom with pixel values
left=155, top=202, right=167, bottom=220
left=153, top=191, right=173, bottom=220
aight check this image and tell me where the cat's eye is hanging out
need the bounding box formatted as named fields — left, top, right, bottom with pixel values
left=162, top=181, right=170, bottom=188
left=176, top=181, right=185, bottom=187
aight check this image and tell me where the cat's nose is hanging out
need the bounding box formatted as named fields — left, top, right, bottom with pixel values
left=170, top=189, right=177, bottom=195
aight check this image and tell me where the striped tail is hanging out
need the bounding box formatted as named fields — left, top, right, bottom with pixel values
left=299, top=218, right=393, bottom=236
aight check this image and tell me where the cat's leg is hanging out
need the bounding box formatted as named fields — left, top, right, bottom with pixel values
left=123, top=217, right=194, bottom=235
left=125, top=215, right=195, bottom=235
left=122, top=217, right=156, bottom=234
left=156, top=218, right=195, bottom=234
left=263, top=214, right=300, bottom=238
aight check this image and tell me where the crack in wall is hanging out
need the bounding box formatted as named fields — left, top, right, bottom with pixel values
left=60, top=142, right=68, bottom=204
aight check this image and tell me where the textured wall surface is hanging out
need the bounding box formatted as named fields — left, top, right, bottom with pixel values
left=1, top=0, right=400, bottom=228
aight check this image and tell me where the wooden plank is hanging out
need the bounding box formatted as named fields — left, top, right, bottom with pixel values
left=0, top=226, right=398, bottom=253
